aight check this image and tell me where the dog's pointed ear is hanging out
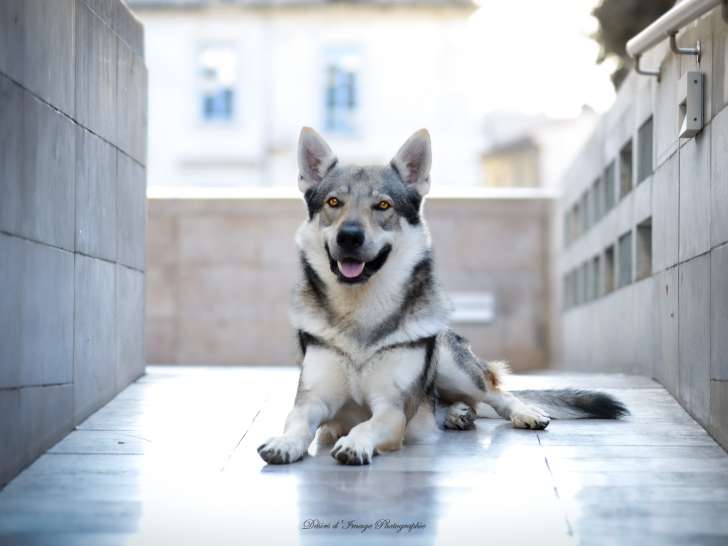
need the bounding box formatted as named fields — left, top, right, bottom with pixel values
left=298, top=127, right=337, bottom=192
left=391, top=129, right=431, bottom=196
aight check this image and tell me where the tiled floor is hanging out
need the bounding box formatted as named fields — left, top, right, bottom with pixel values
left=1, top=367, right=727, bottom=546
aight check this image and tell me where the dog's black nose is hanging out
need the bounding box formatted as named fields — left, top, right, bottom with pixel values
left=337, top=223, right=365, bottom=251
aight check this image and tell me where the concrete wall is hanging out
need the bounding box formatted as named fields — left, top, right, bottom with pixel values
left=555, top=7, right=728, bottom=449
left=146, top=195, right=553, bottom=371
left=0, top=0, right=148, bottom=486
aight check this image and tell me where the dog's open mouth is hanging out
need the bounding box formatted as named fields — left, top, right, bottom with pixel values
left=337, top=260, right=365, bottom=279
left=326, top=244, right=392, bottom=284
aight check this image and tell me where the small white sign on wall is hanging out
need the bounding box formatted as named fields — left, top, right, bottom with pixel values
left=450, top=292, right=496, bottom=324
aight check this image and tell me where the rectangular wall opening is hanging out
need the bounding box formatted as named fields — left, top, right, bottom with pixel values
left=593, top=176, right=603, bottom=222
left=619, top=141, right=633, bottom=199
left=604, top=244, right=615, bottom=293
left=604, top=161, right=616, bottom=212
left=637, top=116, right=654, bottom=183
left=563, top=273, right=570, bottom=309
left=592, top=255, right=601, bottom=299
left=585, top=259, right=594, bottom=302
left=568, top=270, right=576, bottom=308
left=618, top=231, right=633, bottom=288
left=574, top=266, right=582, bottom=306
left=580, top=262, right=589, bottom=304
left=636, top=217, right=653, bottom=280
left=581, top=191, right=590, bottom=231
left=563, top=212, right=571, bottom=247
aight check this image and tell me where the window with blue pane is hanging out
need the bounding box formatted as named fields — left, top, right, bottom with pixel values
left=324, top=48, right=360, bottom=134
left=199, top=45, right=236, bottom=122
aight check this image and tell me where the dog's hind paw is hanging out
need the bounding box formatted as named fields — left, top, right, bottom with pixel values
left=257, top=436, right=306, bottom=464
left=331, top=435, right=374, bottom=465
left=317, top=421, right=345, bottom=445
left=510, top=405, right=550, bottom=430
left=443, top=402, right=476, bottom=430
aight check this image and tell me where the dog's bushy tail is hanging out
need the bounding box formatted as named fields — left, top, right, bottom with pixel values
left=512, top=389, right=629, bottom=419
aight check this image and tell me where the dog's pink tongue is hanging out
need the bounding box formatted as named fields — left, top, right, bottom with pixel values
left=338, top=260, right=365, bottom=279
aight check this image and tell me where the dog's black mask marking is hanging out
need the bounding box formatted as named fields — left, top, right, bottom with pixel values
left=325, top=243, right=392, bottom=284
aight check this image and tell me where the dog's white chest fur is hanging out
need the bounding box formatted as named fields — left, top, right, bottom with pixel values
left=340, top=348, right=427, bottom=406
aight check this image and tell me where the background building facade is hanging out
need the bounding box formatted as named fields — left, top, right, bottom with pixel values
left=130, top=0, right=481, bottom=191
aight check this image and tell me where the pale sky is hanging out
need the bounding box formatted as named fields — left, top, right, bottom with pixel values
left=466, top=0, right=617, bottom=118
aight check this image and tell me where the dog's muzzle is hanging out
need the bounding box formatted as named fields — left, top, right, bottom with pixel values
left=325, top=243, right=392, bottom=284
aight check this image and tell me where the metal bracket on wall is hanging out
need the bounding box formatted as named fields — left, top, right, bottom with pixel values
left=634, top=55, right=660, bottom=79
left=626, top=0, right=728, bottom=79
left=669, top=32, right=701, bottom=61
left=678, top=71, right=704, bottom=138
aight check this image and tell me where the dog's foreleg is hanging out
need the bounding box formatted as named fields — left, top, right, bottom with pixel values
left=330, top=400, right=406, bottom=465
left=330, top=344, right=426, bottom=465
left=258, top=398, right=331, bottom=464
left=258, top=346, right=347, bottom=464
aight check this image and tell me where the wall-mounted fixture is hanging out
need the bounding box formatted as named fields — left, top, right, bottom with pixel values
left=678, top=71, right=704, bottom=138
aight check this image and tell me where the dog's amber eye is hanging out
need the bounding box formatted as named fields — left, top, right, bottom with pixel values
left=377, top=201, right=391, bottom=210
left=326, top=197, right=339, bottom=208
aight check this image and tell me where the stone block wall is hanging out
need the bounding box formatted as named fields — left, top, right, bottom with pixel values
left=555, top=7, right=728, bottom=449
left=146, top=195, right=553, bottom=371
left=0, top=0, right=147, bottom=486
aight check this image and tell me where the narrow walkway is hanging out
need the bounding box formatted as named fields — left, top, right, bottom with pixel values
left=1, top=367, right=727, bottom=546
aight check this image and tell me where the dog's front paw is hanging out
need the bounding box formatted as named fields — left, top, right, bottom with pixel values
left=257, top=436, right=306, bottom=464
left=510, top=405, right=550, bottom=430
left=331, top=435, right=374, bottom=465
left=443, top=402, right=476, bottom=430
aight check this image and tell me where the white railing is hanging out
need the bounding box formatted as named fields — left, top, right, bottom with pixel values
left=626, top=0, right=727, bottom=77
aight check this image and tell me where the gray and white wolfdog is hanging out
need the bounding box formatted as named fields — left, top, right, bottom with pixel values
left=258, top=128, right=628, bottom=466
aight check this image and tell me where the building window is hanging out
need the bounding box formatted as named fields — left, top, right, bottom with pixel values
left=584, top=188, right=594, bottom=231
left=565, top=270, right=575, bottom=309
left=580, top=192, right=589, bottom=232
left=593, top=176, right=603, bottom=222
left=591, top=255, right=601, bottom=300
left=636, top=218, right=653, bottom=280
left=619, top=140, right=633, bottom=198
left=618, top=231, right=633, bottom=288
left=199, top=45, right=236, bottom=122
left=580, top=262, right=589, bottom=304
left=575, top=266, right=583, bottom=306
left=324, top=48, right=360, bottom=134
left=603, top=160, right=616, bottom=212
left=572, top=202, right=581, bottom=240
left=604, top=244, right=615, bottom=293
left=637, top=117, right=653, bottom=183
